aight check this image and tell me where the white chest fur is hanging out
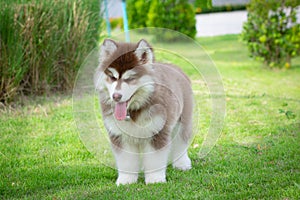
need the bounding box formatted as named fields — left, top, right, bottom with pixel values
left=104, top=108, right=166, bottom=143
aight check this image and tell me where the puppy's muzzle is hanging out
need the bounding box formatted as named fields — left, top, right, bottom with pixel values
left=112, top=93, right=122, bottom=102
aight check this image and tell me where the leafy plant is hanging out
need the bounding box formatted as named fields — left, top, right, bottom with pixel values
left=147, top=0, right=196, bottom=41
left=0, top=4, right=27, bottom=103
left=241, top=0, right=300, bottom=68
left=127, top=0, right=152, bottom=29
left=0, top=0, right=101, bottom=104
left=110, top=18, right=123, bottom=30
left=194, top=0, right=212, bottom=13
left=279, top=108, right=296, bottom=120
left=127, top=0, right=196, bottom=41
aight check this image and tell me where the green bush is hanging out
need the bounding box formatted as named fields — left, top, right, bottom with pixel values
left=194, top=0, right=212, bottom=13
left=195, top=4, right=246, bottom=14
left=127, top=0, right=152, bottom=29
left=127, top=0, right=196, bottom=41
left=241, top=0, right=300, bottom=68
left=194, top=0, right=246, bottom=14
left=0, top=0, right=101, bottom=104
left=147, top=0, right=196, bottom=41
left=0, top=4, right=27, bottom=103
left=110, top=18, right=123, bottom=30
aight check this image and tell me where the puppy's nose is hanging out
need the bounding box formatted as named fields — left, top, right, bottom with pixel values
left=112, top=93, right=122, bottom=102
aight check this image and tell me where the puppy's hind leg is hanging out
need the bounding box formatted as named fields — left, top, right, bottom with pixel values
left=171, top=122, right=192, bottom=171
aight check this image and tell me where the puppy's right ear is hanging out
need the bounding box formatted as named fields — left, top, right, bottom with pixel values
left=135, top=39, right=154, bottom=64
left=100, top=39, right=117, bottom=57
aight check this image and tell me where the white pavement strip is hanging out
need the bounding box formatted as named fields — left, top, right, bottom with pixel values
left=196, top=8, right=300, bottom=37
left=196, top=11, right=248, bottom=37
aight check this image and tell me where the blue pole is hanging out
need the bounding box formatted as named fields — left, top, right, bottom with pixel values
left=121, top=0, right=130, bottom=42
left=104, top=0, right=111, bottom=36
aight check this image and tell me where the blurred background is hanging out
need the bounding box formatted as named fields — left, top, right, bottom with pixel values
left=1, top=0, right=299, bottom=104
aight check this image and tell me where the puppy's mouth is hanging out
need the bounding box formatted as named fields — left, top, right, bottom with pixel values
left=114, top=95, right=134, bottom=121
left=114, top=101, right=128, bottom=121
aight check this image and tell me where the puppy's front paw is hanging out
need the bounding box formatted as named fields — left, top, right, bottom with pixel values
left=145, top=171, right=166, bottom=184
left=116, top=173, right=138, bottom=186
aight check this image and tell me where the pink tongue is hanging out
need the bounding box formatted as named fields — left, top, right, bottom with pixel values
left=114, top=102, right=127, bottom=121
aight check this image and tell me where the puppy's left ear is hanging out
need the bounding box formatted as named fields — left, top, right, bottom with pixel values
left=135, top=39, right=154, bottom=64
left=100, top=39, right=117, bottom=58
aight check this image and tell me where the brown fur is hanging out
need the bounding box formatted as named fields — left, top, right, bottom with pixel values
left=150, top=63, right=193, bottom=146
left=101, top=42, right=139, bottom=77
left=151, top=128, right=170, bottom=150
left=97, top=40, right=193, bottom=150
left=95, top=39, right=194, bottom=184
left=109, top=135, right=122, bottom=149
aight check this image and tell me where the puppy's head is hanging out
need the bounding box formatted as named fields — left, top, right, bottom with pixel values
left=95, top=39, right=155, bottom=120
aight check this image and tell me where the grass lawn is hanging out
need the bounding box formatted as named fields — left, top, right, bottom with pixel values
left=1, top=34, right=299, bottom=199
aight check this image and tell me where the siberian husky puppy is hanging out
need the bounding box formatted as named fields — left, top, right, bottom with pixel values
left=94, top=39, right=193, bottom=185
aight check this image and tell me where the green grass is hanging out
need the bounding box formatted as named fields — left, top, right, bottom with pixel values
left=1, top=34, right=300, bottom=199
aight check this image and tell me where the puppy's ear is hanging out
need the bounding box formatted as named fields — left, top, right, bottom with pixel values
left=100, top=39, right=117, bottom=57
left=135, top=39, right=154, bottom=64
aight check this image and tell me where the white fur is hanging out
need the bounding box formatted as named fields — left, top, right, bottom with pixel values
left=95, top=39, right=193, bottom=185
left=107, top=67, right=119, bottom=79
left=172, top=152, right=191, bottom=171
left=122, top=69, right=137, bottom=80
left=143, top=143, right=170, bottom=184
left=105, top=81, right=118, bottom=99
left=111, top=122, right=191, bottom=185
left=116, top=173, right=139, bottom=186
left=111, top=122, right=190, bottom=185
left=94, top=71, right=105, bottom=91
left=104, top=105, right=166, bottom=140
left=113, top=144, right=139, bottom=186
left=100, top=39, right=117, bottom=59
left=104, top=79, right=139, bottom=103
left=135, top=40, right=154, bottom=64
left=127, top=75, right=154, bottom=109
left=170, top=123, right=191, bottom=170
left=104, top=74, right=154, bottom=104
left=171, top=132, right=192, bottom=170
left=117, top=82, right=139, bottom=102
